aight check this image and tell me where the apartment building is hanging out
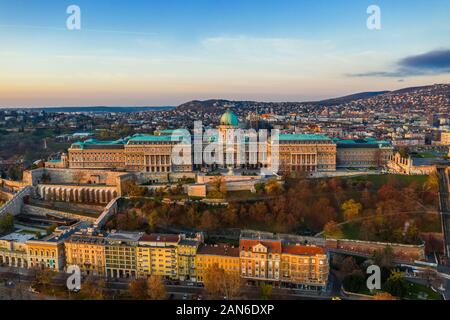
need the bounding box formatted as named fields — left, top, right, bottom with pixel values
left=196, top=244, right=240, bottom=282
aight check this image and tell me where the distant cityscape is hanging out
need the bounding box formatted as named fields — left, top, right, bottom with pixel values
left=0, top=83, right=450, bottom=301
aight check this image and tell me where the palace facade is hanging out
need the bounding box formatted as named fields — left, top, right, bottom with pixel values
left=64, top=110, right=392, bottom=174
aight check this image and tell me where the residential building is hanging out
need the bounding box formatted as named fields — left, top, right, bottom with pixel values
left=0, top=233, right=34, bottom=268
left=177, top=239, right=200, bottom=282
left=65, top=230, right=107, bottom=276
left=136, top=234, right=179, bottom=279
left=105, top=231, right=143, bottom=278
left=239, top=238, right=282, bottom=282
left=281, top=245, right=329, bottom=291
left=196, top=244, right=240, bottom=282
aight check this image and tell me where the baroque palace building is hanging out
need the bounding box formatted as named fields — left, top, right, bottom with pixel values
left=64, top=110, right=391, bottom=174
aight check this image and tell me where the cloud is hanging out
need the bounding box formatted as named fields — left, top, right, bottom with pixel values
left=347, top=49, right=450, bottom=78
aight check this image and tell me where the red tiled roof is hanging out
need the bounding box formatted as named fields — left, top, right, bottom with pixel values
left=239, top=239, right=282, bottom=254
left=197, top=244, right=240, bottom=257
left=282, top=245, right=326, bottom=256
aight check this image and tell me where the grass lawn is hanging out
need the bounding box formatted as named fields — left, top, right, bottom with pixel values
left=345, top=174, right=428, bottom=189
left=342, top=222, right=361, bottom=240
left=405, top=281, right=442, bottom=300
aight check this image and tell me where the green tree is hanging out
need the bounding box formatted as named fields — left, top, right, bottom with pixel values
left=0, top=213, right=14, bottom=234
left=259, top=283, right=273, bottom=300
left=384, top=270, right=408, bottom=298
left=343, top=270, right=366, bottom=293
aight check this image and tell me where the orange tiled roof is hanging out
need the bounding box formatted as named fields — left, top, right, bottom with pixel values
left=282, top=245, right=326, bottom=256
left=239, top=239, right=282, bottom=254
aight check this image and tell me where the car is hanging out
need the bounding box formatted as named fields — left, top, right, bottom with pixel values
left=182, top=294, right=188, bottom=300
left=197, top=295, right=203, bottom=301
left=332, top=296, right=342, bottom=300
left=187, top=282, right=194, bottom=286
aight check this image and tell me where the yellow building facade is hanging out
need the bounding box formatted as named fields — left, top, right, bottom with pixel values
left=196, top=244, right=240, bottom=282
left=64, top=233, right=107, bottom=276
left=136, top=234, right=180, bottom=279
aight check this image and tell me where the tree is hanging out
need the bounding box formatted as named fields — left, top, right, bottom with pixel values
left=341, top=199, right=362, bottom=221
left=122, top=180, right=145, bottom=197
left=323, top=221, right=344, bottom=239
left=384, top=270, right=407, bottom=298
left=129, top=278, right=148, bottom=300
left=147, top=275, right=167, bottom=300
left=259, top=283, right=272, bottom=300
left=81, top=277, right=106, bottom=300
left=203, top=264, right=241, bottom=299
left=209, top=177, right=227, bottom=199
left=264, top=179, right=283, bottom=195
left=0, top=213, right=14, bottom=234
left=341, top=257, right=359, bottom=275
left=32, top=268, right=56, bottom=293
left=200, top=210, right=219, bottom=230
left=372, top=246, right=394, bottom=269
left=343, top=270, right=366, bottom=293
left=46, top=223, right=57, bottom=236
left=373, top=292, right=396, bottom=300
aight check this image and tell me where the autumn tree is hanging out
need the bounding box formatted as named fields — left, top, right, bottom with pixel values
left=81, top=277, right=106, bottom=300
left=129, top=278, right=148, bottom=300
left=123, top=180, right=145, bottom=197
left=323, top=220, right=344, bottom=239
left=203, top=264, right=242, bottom=299
left=209, top=176, right=227, bottom=199
left=147, top=275, right=167, bottom=300
left=264, top=179, right=283, bottom=195
left=373, top=292, right=396, bottom=300
left=32, top=268, right=56, bottom=292
left=200, top=210, right=219, bottom=230
left=341, top=199, right=363, bottom=221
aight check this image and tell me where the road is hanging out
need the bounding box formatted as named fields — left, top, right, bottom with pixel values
left=0, top=266, right=336, bottom=300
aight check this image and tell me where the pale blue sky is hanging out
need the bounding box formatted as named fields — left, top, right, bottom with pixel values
left=0, top=0, right=449, bottom=107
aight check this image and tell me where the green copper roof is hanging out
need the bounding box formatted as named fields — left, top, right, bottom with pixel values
left=128, top=134, right=184, bottom=142
left=332, top=137, right=391, bottom=147
left=72, top=138, right=128, bottom=149
left=278, top=134, right=332, bottom=141
left=220, top=110, right=239, bottom=127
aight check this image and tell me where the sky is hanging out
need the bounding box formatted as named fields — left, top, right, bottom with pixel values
left=0, top=0, right=449, bottom=107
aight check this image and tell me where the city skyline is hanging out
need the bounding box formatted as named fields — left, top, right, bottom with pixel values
left=0, top=0, right=450, bottom=107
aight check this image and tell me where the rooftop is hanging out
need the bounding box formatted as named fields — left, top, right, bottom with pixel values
left=106, top=231, right=144, bottom=242
left=127, top=134, right=185, bottom=143
left=240, top=239, right=282, bottom=253
left=282, top=244, right=326, bottom=256
left=139, top=233, right=180, bottom=243
left=333, top=137, right=391, bottom=147
left=0, top=232, right=35, bottom=243
left=278, top=134, right=332, bottom=142
left=197, top=244, right=240, bottom=257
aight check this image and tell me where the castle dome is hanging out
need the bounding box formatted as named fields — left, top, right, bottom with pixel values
left=220, top=110, right=239, bottom=127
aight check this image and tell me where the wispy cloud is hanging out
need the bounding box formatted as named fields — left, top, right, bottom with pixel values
left=347, top=49, right=450, bottom=78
